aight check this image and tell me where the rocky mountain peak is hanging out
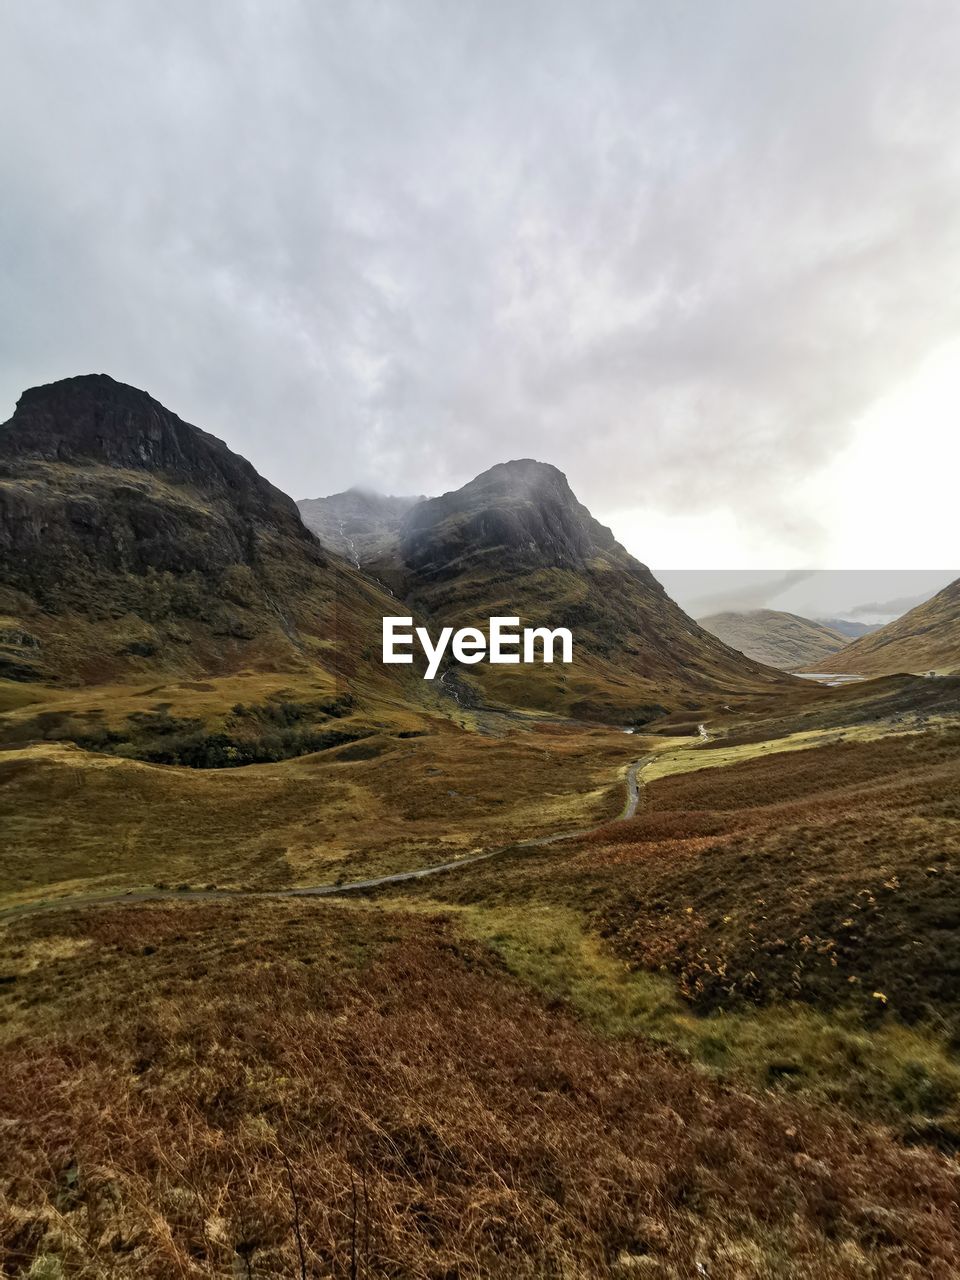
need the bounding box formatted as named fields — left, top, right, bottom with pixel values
left=399, top=458, right=619, bottom=577
left=1, top=374, right=303, bottom=531
left=461, top=457, right=570, bottom=494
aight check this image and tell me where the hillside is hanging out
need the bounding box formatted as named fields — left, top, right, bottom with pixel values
left=298, top=487, right=422, bottom=565
left=0, top=375, right=414, bottom=699
left=361, top=459, right=793, bottom=720
left=4, top=891, right=960, bottom=1278
left=697, top=609, right=849, bottom=670
left=0, top=373, right=448, bottom=757
left=812, top=576, right=960, bottom=676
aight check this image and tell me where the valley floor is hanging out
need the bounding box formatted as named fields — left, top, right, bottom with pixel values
left=2, top=674, right=960, bottom=1277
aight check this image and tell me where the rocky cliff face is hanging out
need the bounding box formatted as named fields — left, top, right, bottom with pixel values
left=6, top=376, right=296, bottom=510
left=0, top=375, right=397, bottom=686
left=298, top=488, right=422, bottom=564
left=0, top=376, right=320, bottom=624
left=1, top=373, right=310, bottom=533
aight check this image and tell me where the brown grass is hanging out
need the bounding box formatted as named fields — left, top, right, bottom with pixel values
left=591, top=731, right=960, bottom=1020
left=2, top=898, right=960, bottom=1278
left=395, top=729, right=960, bottom=1024
left=375, top=728, right=960, bottom=1132
left=0, top=719, right=639, bottom=908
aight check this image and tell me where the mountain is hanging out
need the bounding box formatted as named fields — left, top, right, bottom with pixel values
left=361, top=459, right=792, bottom=719
left=812, top=576, right=960, bottom=676
left=0, top=374, right=409, bottom=694
left=0, top=385, right=791, bottom=721
left=298, top=488, right=423, bottom=566
left=814, top=618, right=882, bottom=639
left=697, top=609, right=850, bottom=670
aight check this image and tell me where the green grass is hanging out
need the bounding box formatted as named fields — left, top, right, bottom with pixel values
left=441, top=901, right=960, bottom=1137
left=640, top=722, right=906, bottom=782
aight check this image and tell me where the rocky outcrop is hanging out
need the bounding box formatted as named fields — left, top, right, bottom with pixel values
left=298, top=488, right=422, bottom=564
left=399, top=460, right=621, bottom=579
left=2, top=374, right=308, bottom=533
left=0, top=375, right=404, bottom=685
left=0, top=375, right=327, bottom=620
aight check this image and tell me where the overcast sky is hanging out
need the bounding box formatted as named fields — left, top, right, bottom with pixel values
left=658, top=568, right=958, bottom=624
left=2, top=0, right=959, bottom=572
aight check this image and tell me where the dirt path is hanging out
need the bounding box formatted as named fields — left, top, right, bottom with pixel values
left=0, top=755, right=655, bottom=924
left=621, top=753, right=648, bottom=818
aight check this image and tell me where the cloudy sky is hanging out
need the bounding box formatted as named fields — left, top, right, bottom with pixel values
left=2, top=0, right=959, bottom=574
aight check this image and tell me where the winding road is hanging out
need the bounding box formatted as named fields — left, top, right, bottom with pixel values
left=0, top=755, right=654, bottom=924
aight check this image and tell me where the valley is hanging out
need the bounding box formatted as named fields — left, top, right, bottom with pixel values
left=812, top=577, right=960, bottom=678
left=2, top=377, right=959, bottom=1278
left=4, top=680, right=960, bottom=1277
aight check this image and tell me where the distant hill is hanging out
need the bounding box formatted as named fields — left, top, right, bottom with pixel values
left=697, top=609, right=850, bottom=670
left=359, top=459, right=793, bottom=720
left=815, top=618, right=882, bottom=639
left=298, top=488, right=423, bottom=565
left=0, top=374, right=413, bottom=695
left=812, top=577, right=960, bottom=676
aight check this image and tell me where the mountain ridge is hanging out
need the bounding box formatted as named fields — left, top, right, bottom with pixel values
left=398, top=459, right=619, bottom=579
left=0, top=376, right=794, bottom=721
left=3, top=374, right=306, bottom=532
left=298, top=486, right=423, bottom=565
left=814, top=617, right=882, bottom=640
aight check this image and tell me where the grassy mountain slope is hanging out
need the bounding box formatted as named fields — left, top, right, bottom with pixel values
left=697, top=608, right=849, bottom=670
left=0, top=717, right=639, bottom=908
left=813, top=576, right=960, bottom=675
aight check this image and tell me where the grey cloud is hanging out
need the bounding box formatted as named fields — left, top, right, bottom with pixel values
left=657, top=569, right=959, bottom=621
left=2, top=0, right=960, bottom=560
left=671, top=570, right=818, bottom=618
left=848, top=588, right=955, bottom=621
